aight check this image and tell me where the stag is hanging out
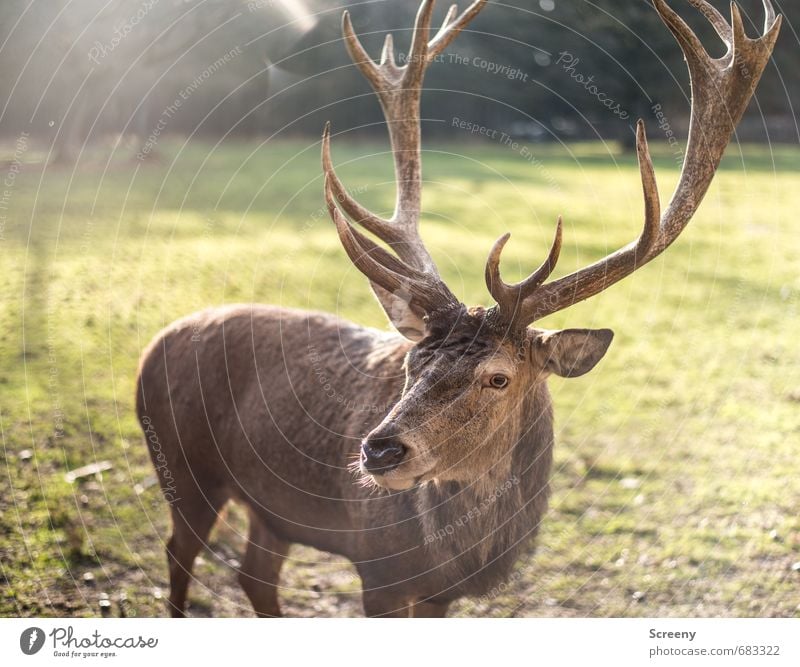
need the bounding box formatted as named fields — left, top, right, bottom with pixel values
left=136, top=0, right=780, bottom=617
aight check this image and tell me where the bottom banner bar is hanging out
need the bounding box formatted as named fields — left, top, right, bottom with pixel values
left=1, top=618, right=797, bottom=666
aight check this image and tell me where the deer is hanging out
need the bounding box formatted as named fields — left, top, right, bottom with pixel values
left=135, top=0, right=781, bottom=617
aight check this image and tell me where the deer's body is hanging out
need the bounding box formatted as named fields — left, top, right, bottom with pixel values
left=137, top=304, right=553, bottom=615
left=136, top=0, right=780, bottom=617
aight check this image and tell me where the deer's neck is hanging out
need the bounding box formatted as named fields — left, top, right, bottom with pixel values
left=413, top=385, right=555, bottom=597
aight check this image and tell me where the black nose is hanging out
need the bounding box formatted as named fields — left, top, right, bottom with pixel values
left=361, top=434, right=407, bottom=474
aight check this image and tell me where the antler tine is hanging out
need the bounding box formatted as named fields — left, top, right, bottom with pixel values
left=324, top=0, right=488, bottom=319
left=689, top=0, right=732, bottom=46
left=429, top=0, right=488, bottom=59
left=342, top=11, right=384, bottom=90
left=650, top=0, right=781, bottom=250
left=433, top=4, right=460, bottom=44
left=730, top=2, right=748, bottom=52
left=763, top=0, right=777, bottom=31
left=485, top=219, right=563, bottom=324
left=404, top=0, right=436, bottom=85
left=326, top=178, right=420, bottom=286
left=333, top=0, right=488, bottom=247
left=650, top=0, right=710, bottom=64
left=322, top=123, right=400, bottom=246
left=489, top=120, right=658, bottom=326
left=635, top=120, right=661, bottom=255
left=380, top=33, right=396, bottom=67
left=328, top=1, right=440, bottom=272
left=325, top=176, right=454, bottom=314
left=489, top=0, right=780, bottom=327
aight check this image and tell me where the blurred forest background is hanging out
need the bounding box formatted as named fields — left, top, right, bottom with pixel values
left=0, top=0, right=797, bottom=163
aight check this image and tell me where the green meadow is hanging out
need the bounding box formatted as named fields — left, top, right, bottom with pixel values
left=1, top=135, right=798, bottom=617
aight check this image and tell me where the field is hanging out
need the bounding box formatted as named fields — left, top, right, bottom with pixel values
left=1, top=135, right=798, bottom=618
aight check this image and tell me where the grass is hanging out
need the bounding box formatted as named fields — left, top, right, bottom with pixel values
left=0, top=134, right=799, bottom=618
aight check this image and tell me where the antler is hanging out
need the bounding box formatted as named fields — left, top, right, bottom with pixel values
left=323, top=0, right=487, bottom=316
left=488, top=0, right=781, bottom=328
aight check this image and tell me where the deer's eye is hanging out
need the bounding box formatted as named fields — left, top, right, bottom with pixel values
left=488, top=374, right=509, bottom=389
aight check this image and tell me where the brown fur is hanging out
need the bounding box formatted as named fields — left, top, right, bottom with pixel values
left=136, top=303, right=603, bottom=617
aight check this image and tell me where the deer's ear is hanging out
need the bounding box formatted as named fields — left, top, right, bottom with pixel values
left=370, top=282, right=428, bottom=342
left=531, top=328, right=614, bottom=378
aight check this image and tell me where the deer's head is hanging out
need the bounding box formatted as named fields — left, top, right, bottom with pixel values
left=323, top=0, right=781, bottom=490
